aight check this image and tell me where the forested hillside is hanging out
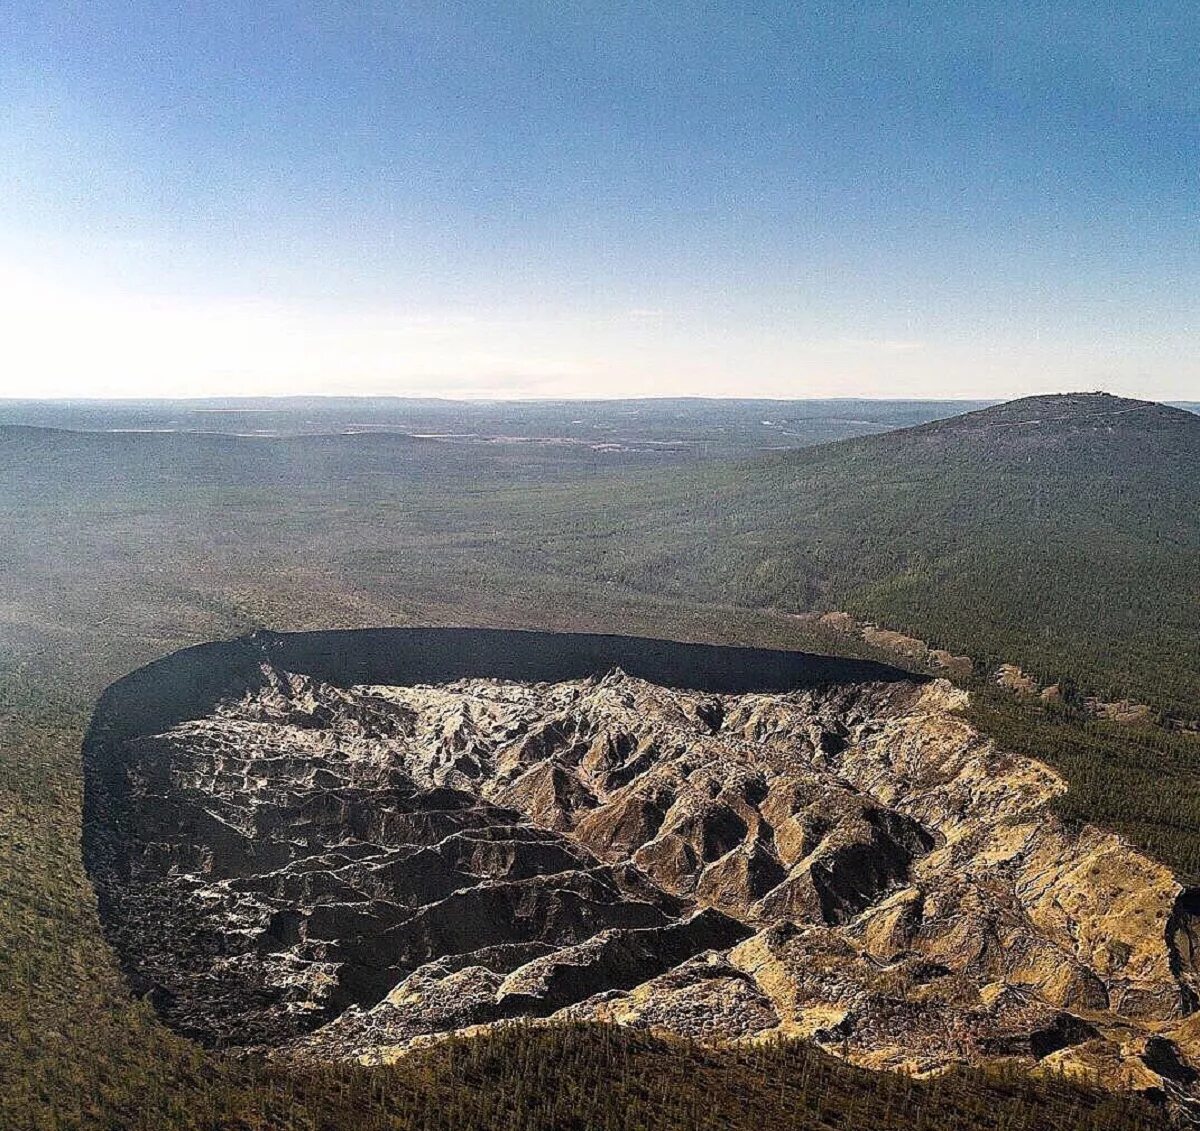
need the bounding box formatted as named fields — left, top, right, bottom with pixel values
left=600, top=393, right=1199, bottom=716
left=2, top=392, right=1199, bottom=1129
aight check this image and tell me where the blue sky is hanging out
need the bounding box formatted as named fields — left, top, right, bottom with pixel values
left=1, top=2, right=1196, bottom=399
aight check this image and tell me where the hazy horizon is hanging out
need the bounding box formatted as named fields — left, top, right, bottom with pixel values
left=3, top=390, right=1197, bottom=405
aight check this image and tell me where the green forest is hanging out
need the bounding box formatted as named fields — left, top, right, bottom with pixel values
left=2, top=393, right=1198, bottom=1128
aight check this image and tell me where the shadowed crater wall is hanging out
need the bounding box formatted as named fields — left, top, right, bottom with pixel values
left=82, top=629, right=921, bottom=1044
left=80, top=629, right=1200, bottom=1099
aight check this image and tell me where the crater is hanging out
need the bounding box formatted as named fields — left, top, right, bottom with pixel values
left=81, top=628, right=1200, bottom=1092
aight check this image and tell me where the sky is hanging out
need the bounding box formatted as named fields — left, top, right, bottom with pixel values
left=1, top=2, right=1196, bottom=400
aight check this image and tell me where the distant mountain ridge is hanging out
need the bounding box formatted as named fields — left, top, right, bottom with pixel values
left=809, top=392, right=1199, bottom=466
left=916, top=390, right=1187, bottom=426
left=864, top=391, right=1198, bottom=456
left=606, top=392, right=1200, bottom=715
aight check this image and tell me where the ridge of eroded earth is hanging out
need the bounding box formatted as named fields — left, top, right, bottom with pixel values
left=86, top=663, right=1200, bottom=1099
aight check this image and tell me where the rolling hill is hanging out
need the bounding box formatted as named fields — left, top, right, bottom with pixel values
left=598, top=392, right=1200, bottom=717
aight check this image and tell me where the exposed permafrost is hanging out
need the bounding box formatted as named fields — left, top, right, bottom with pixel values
left=82, top=632, right=1200, bottom=1104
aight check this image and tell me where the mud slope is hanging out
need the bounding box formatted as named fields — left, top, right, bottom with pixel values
left=83, top=629, right=1200, bottom=1103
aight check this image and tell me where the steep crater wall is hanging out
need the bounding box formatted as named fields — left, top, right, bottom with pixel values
left=82, top=628, right=1200, bottom=1103
left=84, top=630, right=920, bottom=1038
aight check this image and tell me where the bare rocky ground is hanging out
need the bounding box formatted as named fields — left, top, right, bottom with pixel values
left=86, top=664, right=1200, bottom=1104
